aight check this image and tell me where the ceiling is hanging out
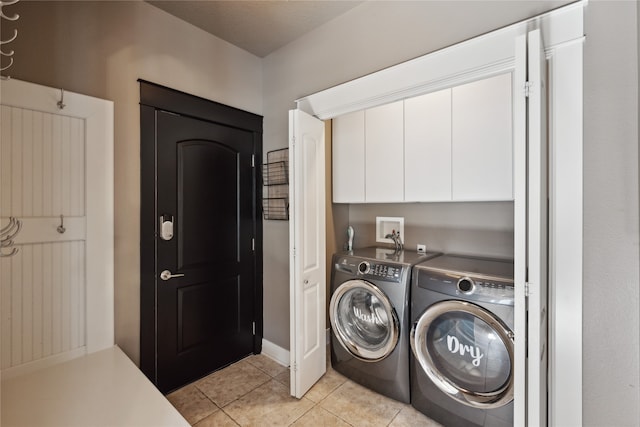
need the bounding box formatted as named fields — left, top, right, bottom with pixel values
left=146, top=1, right=363, bottom=57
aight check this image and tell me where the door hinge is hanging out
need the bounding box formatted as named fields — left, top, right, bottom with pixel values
left=524, top=81, right=532, bottom=98
left=252, top=321, right=256, bottom=335
left=252, top=238, right=255, bottom=251
left=525, top=282, right=531, bottom=297
left=251, top=154, right=255, bottom=168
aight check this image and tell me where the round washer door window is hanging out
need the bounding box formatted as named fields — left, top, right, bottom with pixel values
left=410, top=300, right=514, bottom=408
left=329, top=279, right=399, bottom=361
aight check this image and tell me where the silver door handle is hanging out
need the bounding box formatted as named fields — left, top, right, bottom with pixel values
left=160, top=270, right=184, bottom=281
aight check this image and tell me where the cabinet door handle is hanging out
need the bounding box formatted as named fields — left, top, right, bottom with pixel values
left=160, top=270, right=184, bottom=281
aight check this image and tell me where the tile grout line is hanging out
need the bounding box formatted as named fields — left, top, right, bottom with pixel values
left=286, top=400, right=317, bottom=427
left=175, top=352, right=434, bottom=427
left=311, top=381, right=358, bottom=427
left=385, top=407, right=404, bottom=427
left=194, top=375, right=272, bottom=411
left=217, top=406, right=242, bottom=427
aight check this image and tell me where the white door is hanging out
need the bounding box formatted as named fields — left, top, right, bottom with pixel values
left=288, top=109, right=326, bottom=398
left=514, top=29, right=549, bottom=426
left=526, top=28, right=549, bottom=427
left=0, top=79, right=114, bottom=378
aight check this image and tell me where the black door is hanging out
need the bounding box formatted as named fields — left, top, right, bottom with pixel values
left=139, top=81, right=263, bottom=394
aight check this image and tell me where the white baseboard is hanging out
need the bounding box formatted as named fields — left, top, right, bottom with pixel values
left=261, top=339, right=290, bottom=367
left=261, top=331, right=330, bottom=368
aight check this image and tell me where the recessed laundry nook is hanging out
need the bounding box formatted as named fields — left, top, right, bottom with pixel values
left=288, top=4, right=583, bottom=426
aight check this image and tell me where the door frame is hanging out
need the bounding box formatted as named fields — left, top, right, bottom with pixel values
left=293, top=2, right=584, bottom=425
left=138, top=80, right=263, bottom=385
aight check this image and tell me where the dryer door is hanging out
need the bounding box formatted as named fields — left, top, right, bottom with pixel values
left=329, top=279, right=399, bottom=361
left=410, top=300, right=514, bottom=408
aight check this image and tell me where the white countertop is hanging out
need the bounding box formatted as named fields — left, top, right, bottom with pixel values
left=1, top=346, right=189, bottom=427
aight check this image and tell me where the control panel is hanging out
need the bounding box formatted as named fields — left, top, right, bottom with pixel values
left=357, top=261, right=403, bottom=282
left=417, top=270, right=513, bottom=303
left=456, top=276, right=512, bottom=295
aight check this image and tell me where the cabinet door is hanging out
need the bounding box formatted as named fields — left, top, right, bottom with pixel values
left=452, top=73, right=513, bottom=200
left=332, top=110, right=365, bottom=203
left=365, top=101, right=404, bottom=202
left=404, top=88, right=452, bottom=201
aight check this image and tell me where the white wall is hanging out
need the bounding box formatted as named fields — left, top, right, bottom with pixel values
left=583, top=1, right=640, bottom=425
left=4, top=0, right=263, bottom=365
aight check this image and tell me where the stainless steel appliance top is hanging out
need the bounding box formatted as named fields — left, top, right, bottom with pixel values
left=341, top=246, right=441, bottom=267
left=415, top=254, right=514, bottom=282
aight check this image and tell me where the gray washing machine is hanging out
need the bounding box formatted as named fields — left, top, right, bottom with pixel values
left=410, top=255, right=515, bottom=427
left=330, top=247, right=440, bottom=403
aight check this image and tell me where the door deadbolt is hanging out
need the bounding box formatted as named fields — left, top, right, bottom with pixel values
left=159, top=214, right=174, bottom=241
left=160, top=270, right=184, bottom=281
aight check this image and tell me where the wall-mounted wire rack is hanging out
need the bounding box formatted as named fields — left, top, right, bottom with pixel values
left=262, top=148, right=289, bottom=220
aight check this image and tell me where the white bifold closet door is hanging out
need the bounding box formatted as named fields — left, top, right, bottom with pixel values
left=288, top=109, right=326, bottom=398
left=1, top=106, right=87, bottom=370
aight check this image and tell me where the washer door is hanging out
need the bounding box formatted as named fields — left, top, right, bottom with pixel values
left=410, top=300, right=514, bottom=408
left=330, top=279, right=399, bottom=361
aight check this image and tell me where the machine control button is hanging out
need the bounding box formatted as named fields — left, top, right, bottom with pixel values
left=457, top=277, right=475, bottom=293
left=358, top=261, right=370, bottom=274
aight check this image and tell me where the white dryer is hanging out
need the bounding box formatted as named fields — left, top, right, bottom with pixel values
left=410, top=255, right=515, bottom=427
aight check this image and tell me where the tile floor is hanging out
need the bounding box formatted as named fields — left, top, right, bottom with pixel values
left=167, top=351, right=442, bottom=427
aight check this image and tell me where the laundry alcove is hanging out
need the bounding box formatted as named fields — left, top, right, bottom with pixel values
left=288, top=3, right=584, bottom=426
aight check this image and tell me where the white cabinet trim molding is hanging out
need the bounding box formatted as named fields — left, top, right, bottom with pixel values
left=296, top=2, right=584, bottom=121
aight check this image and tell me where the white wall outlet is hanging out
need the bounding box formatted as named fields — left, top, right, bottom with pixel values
left=417, top=244, right=426, bottom=253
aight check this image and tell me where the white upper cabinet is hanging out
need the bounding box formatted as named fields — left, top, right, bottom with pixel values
left=365, top=101, right=404, bottom=202
left=452, top=73, right=513, bottom=201
left=332, top=73, right=513, bottom=203
left=404, top=88, right=452, bottom=202
left=332, top=110, right=365, bottom=203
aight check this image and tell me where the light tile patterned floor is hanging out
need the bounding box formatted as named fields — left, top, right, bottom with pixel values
left=167, top=352, right=442, bottom=427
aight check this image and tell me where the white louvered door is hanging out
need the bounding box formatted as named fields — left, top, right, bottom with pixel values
left=0, top=79, right=114, bottom=377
